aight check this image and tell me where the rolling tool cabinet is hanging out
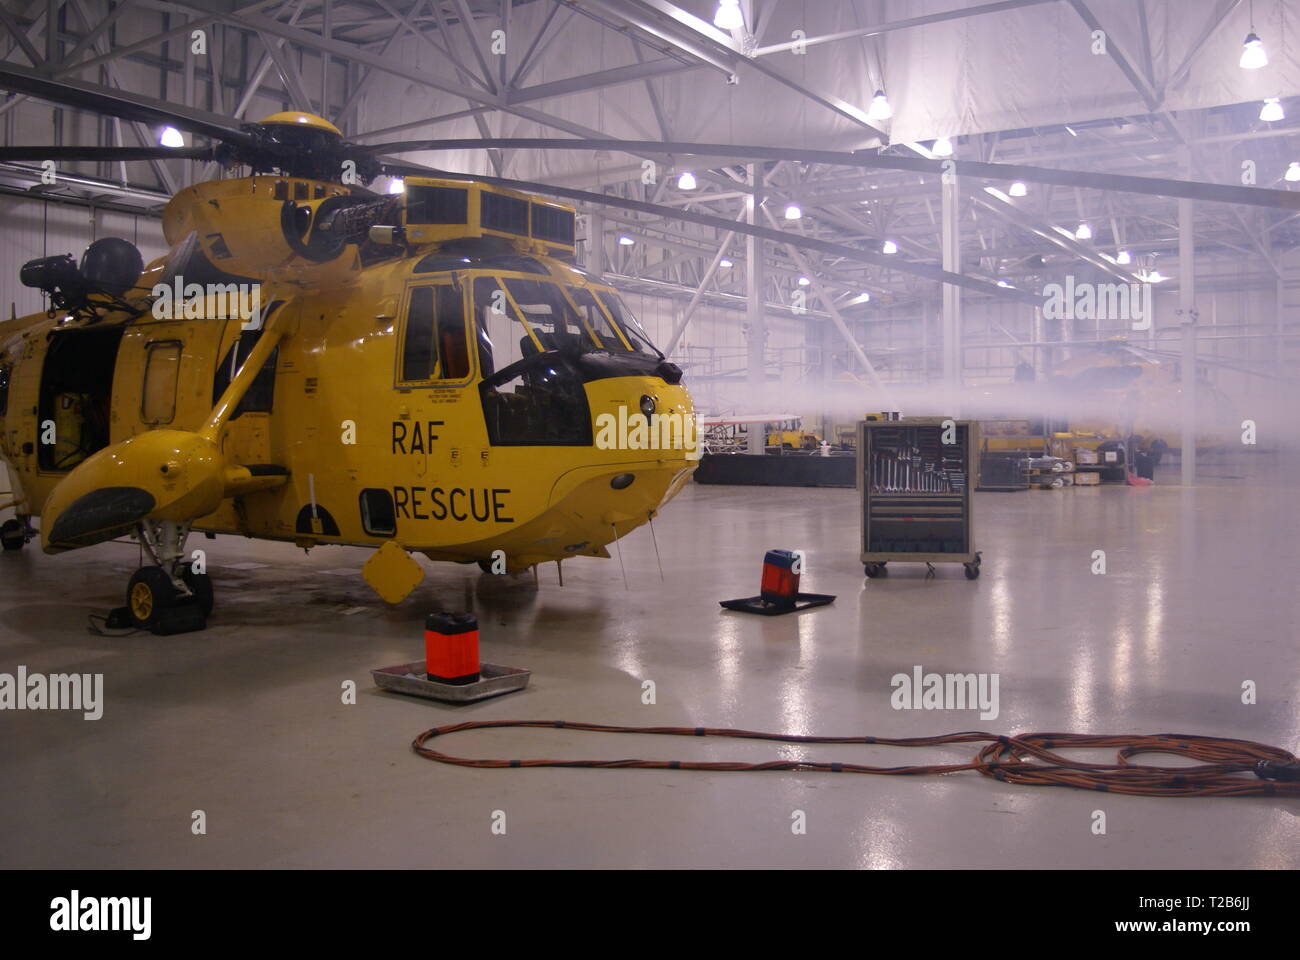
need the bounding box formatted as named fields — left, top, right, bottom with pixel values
left=857, top=418, right=982, bottom=579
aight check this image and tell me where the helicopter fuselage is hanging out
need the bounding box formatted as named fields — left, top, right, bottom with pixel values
left=0, top=175, right=697, bottom=582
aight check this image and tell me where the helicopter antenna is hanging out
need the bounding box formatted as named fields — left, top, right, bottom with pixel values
left=647, top=513, right=664, bottom=584
left=612, top=524, right=629, bottom=591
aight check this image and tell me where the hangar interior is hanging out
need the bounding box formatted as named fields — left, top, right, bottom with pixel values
left=1, top=0, right=1298, bottom=869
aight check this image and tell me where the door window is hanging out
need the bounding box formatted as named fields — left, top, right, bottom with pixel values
left=398, top=284, right=470, bottom=385
left=142, top=340, right=182, bottom=424
left=212, top=332, right=278, bottom=418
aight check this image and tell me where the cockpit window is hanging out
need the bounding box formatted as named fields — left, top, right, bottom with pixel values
left=472, top=275, right=662, bottom=378
left=591, top=289, right=660, bottom=356
left=501, top=277, right=583, bottom=349
left=565, top=287, right=633, bottom=352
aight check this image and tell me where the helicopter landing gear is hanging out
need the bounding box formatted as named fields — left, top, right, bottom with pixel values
left=1, top=517, right=31, bottom=551
left=181, top=562, right=215, bottom=617
left=126, top=520, right=209, bottom=634
left=126, top=567, right=181, bottom=630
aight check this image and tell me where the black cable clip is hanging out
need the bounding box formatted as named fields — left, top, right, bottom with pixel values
left=1254, top=760, right=1300, bottom=782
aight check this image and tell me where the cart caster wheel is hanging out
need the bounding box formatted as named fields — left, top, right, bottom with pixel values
left=964, top=562, right=981, bottom=580
left=1, top=519, right=25, bottom=551
left=126, top=567, right=181, bottom=630
left=180, top=563, right=214, bottom=617
left=864, top=562, right=887, bottom=578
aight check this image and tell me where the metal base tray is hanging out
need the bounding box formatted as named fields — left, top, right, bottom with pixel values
left=719, top=592, right=836, bottom=616
left=371, top=661, right=530, bottom=703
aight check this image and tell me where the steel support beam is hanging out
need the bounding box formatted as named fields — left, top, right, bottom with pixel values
left=754, top=0, right=1056, bottom=56
left=1178, top=174, right=1197, bottom=487
left=941, top=174, right=963, bottom=409
left=745, top=162, right=765, bottom=454
left=664, top=203, right=746, bottom=355
left=762, top=205, right=896, bottom=408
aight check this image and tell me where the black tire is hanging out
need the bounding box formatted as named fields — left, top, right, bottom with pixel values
left=864, top=562, right=886, bottom=578
left=1, top=518, right=24, bottom=551
left=180, top=563, right=215, bottom=617
left=126, top=567, right=181, bottom=630
left=964, top=562, right=981, bottom=580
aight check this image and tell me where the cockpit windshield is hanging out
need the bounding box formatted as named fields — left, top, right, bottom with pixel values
left=472, top=275, right=660, bottom=376
left=590, top=289, right=659, bottom=357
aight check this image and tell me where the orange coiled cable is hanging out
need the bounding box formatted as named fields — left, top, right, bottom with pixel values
left=412, top=721, right=1300, bottom=798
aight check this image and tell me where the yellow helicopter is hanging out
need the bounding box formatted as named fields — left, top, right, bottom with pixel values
left=0, top=108, right=696, bottom=633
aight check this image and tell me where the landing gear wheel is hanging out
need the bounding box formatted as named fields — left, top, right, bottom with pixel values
left=126, top=567, right=181, bottom=630
left=864, top=562, right=887, bottom=578
left=1, top=519, right=25, bottom=551
left=180, top=563, right=214, bottom=617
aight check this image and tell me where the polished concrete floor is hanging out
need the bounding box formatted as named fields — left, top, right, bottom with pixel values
left=1, top=455, right=1297, bottom=869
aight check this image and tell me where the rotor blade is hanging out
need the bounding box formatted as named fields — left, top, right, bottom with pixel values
left=0, top=62, right=254, bottom=148
left=378, top=161, right=1037, bottom=304
left=0, top=145, right=213, bottom=162
left=361, top=138, right=1300, bottom=212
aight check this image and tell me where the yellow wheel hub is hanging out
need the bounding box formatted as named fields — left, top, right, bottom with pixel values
left=130, top=582, right=154, bottom=620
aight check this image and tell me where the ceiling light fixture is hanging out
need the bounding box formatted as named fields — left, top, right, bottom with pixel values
left=932, top=137, right=954, bottom=157
left=784, top=203, right=802, bottom=220
left=618, top=234, right=635, bottom=246
left=719, top=257, right=734, bottom=267
left=1240, top=32, right=1268, bottom=70
left=1116, top=249, right=1132, bottom=265
left=713, top=0, right=743, bottom=30
left=1260, top=98, right=1285, bottom=122
left=1009, top=181, right=1027, bottom=197
left=677, top=171, right=697, bottom=190
left=159, top=126, right=185, bottom=147
left=1075, top=222, right=1093, bottom=240
left=882, top=239, right=898, bottom=254
left=1286, top=162, right=1300, bottom=182
left=867, top=90, right=892, bottom=121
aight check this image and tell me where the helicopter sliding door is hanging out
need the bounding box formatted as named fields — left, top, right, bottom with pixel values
left=395, top=283, right=471, bottom=386
left=382, top=278, right=491, bottom=539
left=108, top=315, right=231, bottom=447
left=37, top=326, right=125, bottom=473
